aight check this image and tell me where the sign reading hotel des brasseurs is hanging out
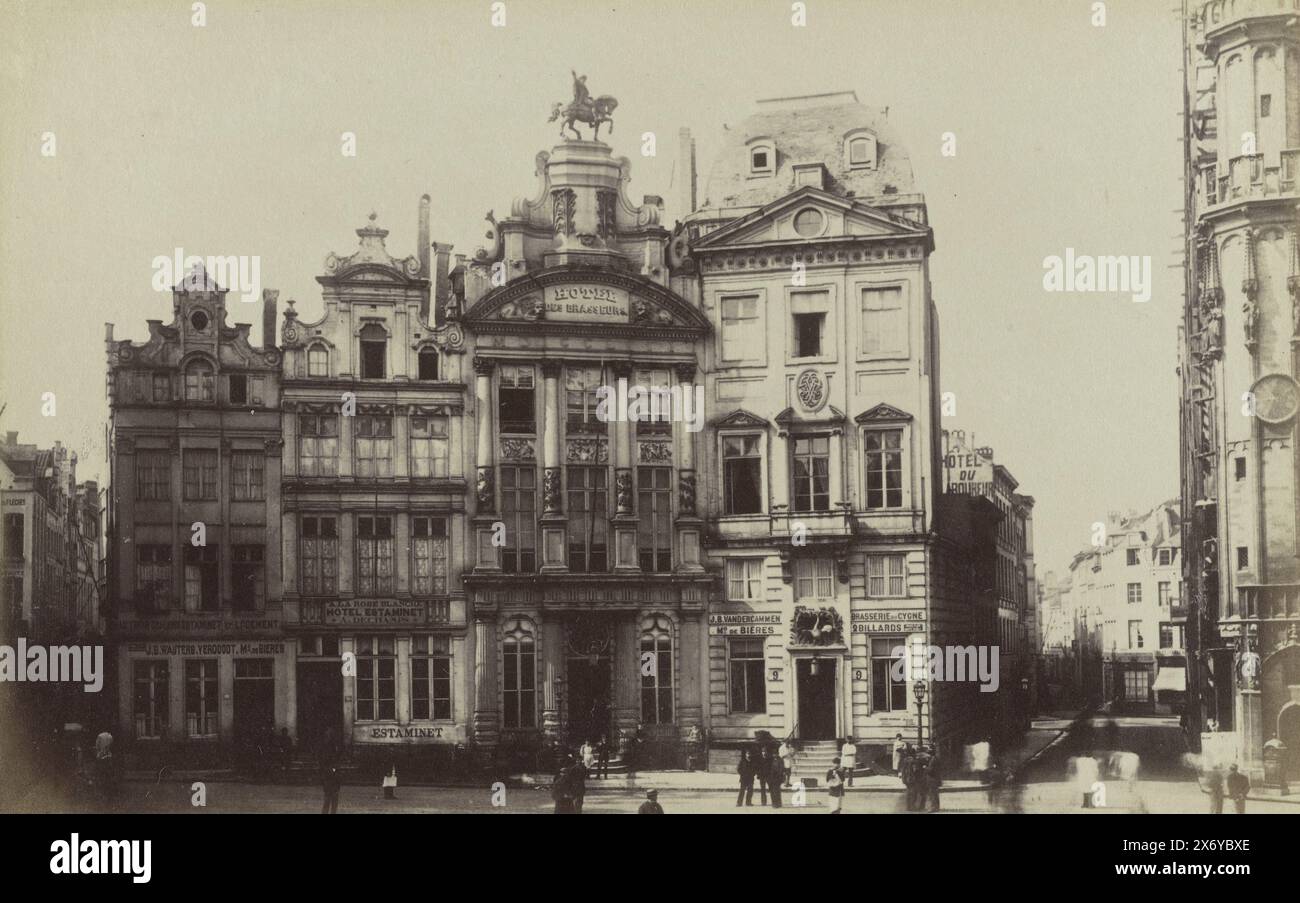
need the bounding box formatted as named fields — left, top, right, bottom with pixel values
left=544, top=285, right=629, bottom=322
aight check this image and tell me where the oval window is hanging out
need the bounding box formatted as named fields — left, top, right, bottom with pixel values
left=190, top=310, right=209, bottom=331
left=793, top=208, right=824, bottom=237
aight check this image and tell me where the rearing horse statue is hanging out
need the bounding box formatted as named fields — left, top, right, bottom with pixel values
left=549, top=95, right=619, bottom=141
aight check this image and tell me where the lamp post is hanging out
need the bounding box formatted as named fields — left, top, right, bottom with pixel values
left=913, top=680, right=927, bottom=749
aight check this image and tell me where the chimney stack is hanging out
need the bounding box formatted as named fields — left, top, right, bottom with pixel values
left=262, top=289, right=278, bottom=349
left=5, top=431, right=16, bottom=446
left=432, top=242, right=453, bottom=326
left=677, top=127, right=697, bottom=219
left=418, top=194, right=431, bottom=277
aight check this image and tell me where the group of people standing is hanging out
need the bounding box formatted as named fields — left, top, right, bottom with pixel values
left=735, top=746, right=788, bottom=808
left=1204, top=763, right=1252, bottom=814
left=897, top=739, right=943, bottom=812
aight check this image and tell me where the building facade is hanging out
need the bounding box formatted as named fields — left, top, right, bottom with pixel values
left=1178, top=0, right=1300, bottom=779
left=277, top=205, right=472, bottom=757
left=106, top=275, right=286, bottom=755
left=459, top=134, right=713, bottom=766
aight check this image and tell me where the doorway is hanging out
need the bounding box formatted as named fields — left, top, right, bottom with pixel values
left=297, top=661, right=343, bottom=753
left=796, top=657, right=837, bottom=740
left=1280, top=703, right=1300, bottom=782
left=233, top=658, right=276, bottom=743
left=565, top=655, right=612, bottom=744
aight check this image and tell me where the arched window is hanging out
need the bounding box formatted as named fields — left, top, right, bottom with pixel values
left=749, top=141, right=775, bottom=176
left=307, top=344, right=329, bottom=378
left=418, top=348, right=439, bottom=381
left=640, top=615, right=674, bottom=724
left=844, top=131, right=877, bottom=170
left=502, top=619, right=537, bottom=729
left=184, top=360, right=214, bottom=402
left=359, top=323, right=387, bottom=379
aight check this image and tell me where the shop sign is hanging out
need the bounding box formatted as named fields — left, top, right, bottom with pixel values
left=709, top=613, right=781, bottom=636
left=851, top=609, right=926, bottom=634
left=545, top=284, right=630, bottom=323
left=324, top=599, right=428, bottom=626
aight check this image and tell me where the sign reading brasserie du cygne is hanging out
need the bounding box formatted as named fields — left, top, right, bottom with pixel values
left=709, top=613, right=781, bottom=636
left=545, top=284, right=630, bottom=323
left=851, top=609, right=926, bottom=634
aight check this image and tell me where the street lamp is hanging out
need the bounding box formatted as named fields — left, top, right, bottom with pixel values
left=912, top=680, right=927, bottom=749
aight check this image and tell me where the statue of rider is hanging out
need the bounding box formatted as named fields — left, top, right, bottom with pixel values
left=571, top=69, right=591, bottom=111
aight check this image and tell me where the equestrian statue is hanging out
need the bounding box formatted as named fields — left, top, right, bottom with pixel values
left=549, top=70, right=618, bottom=141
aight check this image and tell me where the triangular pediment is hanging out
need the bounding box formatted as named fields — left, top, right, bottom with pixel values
left=855, top=403, right=912, bottom=423
left=694, top=186, right=928, bottom=250
left=712, top=408, right=770, bottom=429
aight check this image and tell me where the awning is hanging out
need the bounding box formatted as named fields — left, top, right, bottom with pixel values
left=1152, top=667, right=1186, bottom=692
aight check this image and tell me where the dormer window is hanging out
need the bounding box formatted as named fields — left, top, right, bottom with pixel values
left=184, top=360, right=214, bottom=402
left=844, top=130, right=877, bottom=170
left=418, top=348, right=439, bottom=381
left=307, top=344, right=329, bottom=378
left=748, top=139, right=775, bottom=176
left=359, top=324, right=387, bottom=379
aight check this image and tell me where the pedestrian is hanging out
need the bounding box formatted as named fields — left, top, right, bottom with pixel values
left=768, top=748, right=784, bottom=808
left=569, top=758, right=588, bottom=813
left=912, top=746, right=933, bottom=812
left=892, top=733, right=906, bottom=774
left=778, top=738, right=794, bottom=787
left=552, top=760, right=575, bottom=814
left=1073, top=755, right=1099, bottom=809
left=1205, top=765, right=1224, bottom=814
left=923, top=745, right=942, bottom=812
left=899, top=746, right=917, bottom=811
left=756, top=747, right=772, bottom=805
left=320, top=759, right=341, bottom=815
left=596, top=734, right=610, bottom=779
left=1225, top=764, right=1250, bottom=814
left=381, top=764, right=397, bottom=799
left=580, top=738, right=596, bottom=772
left=826, top=756, right=847, bottom=813
left=277, top=728, right=294, bottom=775
left=93, top=727, right=115, bottom=806
left=841, top=736, right=858, bottom=787
left=638, top=789, right=664, bottom=814
left=736, top=749, right=755, bottom=807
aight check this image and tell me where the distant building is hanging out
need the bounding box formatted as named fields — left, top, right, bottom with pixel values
left=1059, top=502, right=1185, bottom=715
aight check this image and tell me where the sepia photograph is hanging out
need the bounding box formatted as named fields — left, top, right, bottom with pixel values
left=0, top=0, right=1295, bottom=881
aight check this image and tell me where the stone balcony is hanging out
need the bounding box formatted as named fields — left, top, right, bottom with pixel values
left=1199, top=151, right=1299, bottom=211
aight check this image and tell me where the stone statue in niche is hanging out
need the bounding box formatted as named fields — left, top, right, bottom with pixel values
left=1243, top=298, right=1258, bottom=346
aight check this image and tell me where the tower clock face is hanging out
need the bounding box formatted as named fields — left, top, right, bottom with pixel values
left=1251, top=373, right=1300, bottom=425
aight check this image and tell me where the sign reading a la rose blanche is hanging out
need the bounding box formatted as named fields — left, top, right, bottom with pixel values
left=324, top=599, right=428, bottom=626
left=545, top=284, right=630, bottom=323
left=709, top=613, right=781, bottom=636
left=851, top=609, right=927, bottom=634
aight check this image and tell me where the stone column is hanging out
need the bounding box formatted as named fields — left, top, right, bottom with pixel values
left=611, top=362, right=640, bottom=572
left=472, top=616, right=499, bottom=748
left=772, top=428, right=790, bottom=513
left=541, top=619, right=564, bottom=741
left=677, top=614, right=704, bottom=730
left=540, top=361, right=568, bottom=572
left=472, top=357, right=500, bottom=572
left=675, top=363, right=704, bottom=573
left=613, top=616, right=640, bottom=737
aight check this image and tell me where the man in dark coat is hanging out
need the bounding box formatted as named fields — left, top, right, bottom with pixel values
left=736, top=749, right=756, bottom=806
left=318, top=729, right=341, bottom=815
left=756, top=747, right=773, bottom=805
left=900, top=747, right=918, bottom=811
left=1225, top=764, right=1250, bottom=814
left=637, top=789, right=664, bottom=814
left=768, top=750, right=784, bottom=808
left=923, top=745, right=942, bottom=812
left=552, top=759, right=575, bottom=814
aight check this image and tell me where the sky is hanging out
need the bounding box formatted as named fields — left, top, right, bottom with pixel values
left=0, top=0, right=1185, bottom=581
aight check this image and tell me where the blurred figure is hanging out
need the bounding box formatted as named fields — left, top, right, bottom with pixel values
left=923, top=745, right=942, bottom=812
left=826, top=756, right=847, bottom=813
left=1226, top=764, right=1251, bottom=813
left=1071, top=755, right=1099, bottom=808
left=892, top=733, right=906, bottom=774
left=756, top=747, right=772, bottom=805
left=768, top=750, right=784, bottom=808
left=778, top=738, right=794, bottom=787
left=1204, top=764, right=1224, bottom=814
left=596, top=734, right=610, bottom=779
left=841, top=736, right=858, bottom=787
left=638, top=789, right=663, bottom=814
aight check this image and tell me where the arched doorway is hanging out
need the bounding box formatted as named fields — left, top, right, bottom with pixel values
left=1279, top=703, right=1300, bottom=781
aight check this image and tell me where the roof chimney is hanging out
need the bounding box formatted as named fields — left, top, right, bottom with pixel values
left=432, top=242, right=453, bottom=326
left=5, top=431, right=16, bottom=446
left=262, top=289, right=278, bottom=348
left=677, top=127, right=697, bottom=218
left=418, top=194, right=431, bottom=276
